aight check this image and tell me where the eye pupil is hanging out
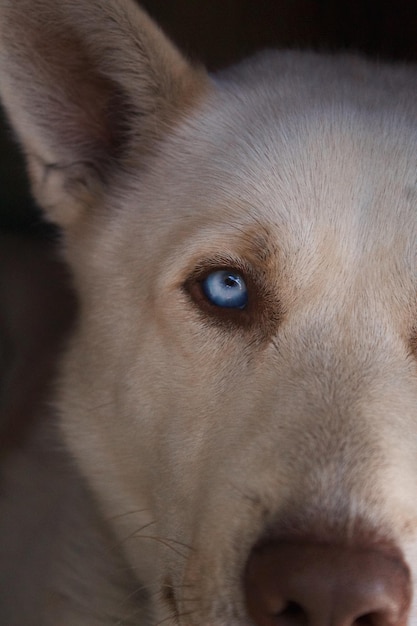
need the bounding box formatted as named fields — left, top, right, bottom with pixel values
left=201, top=269, right=248, bottom=310
left=225, top=275, right=238, bottom=288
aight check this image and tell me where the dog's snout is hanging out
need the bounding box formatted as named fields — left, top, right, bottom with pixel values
left=244, top=540, right=411, bottom=626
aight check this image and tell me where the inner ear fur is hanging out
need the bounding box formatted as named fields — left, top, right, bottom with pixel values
left=0, top=0, right=208, bottom=226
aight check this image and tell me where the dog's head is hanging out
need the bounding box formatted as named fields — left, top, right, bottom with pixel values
left=1, top=1, right=417, bottom=624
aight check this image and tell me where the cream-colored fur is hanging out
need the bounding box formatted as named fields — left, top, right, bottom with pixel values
left=1, top=1, right=417, bottom=624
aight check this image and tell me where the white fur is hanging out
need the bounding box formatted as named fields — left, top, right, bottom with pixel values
left=0, top=1, right=417, bottom=624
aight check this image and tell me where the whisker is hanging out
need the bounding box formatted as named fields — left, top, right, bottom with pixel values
left=149, top=536, right=194, bottom=552
left=153, top=609, right=197, bottom=626
left=84, top=400, right=114, bottom=413
left=116, top=520, right=158, bottom=549
left=105, top=508, right=151, bottom=524
left=118, top=582, right=149, bottom=608
left=129, top=534, right=189, bottom=559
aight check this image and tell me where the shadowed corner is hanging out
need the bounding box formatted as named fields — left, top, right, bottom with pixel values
left=0, top=233, right=77, bottom=453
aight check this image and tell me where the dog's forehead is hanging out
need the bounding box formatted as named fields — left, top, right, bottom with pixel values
left=116, top=52, right=417, bottom=312
left=161, top=54, right=417, bottom=273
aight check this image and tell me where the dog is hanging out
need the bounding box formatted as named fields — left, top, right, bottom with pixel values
left=0, top=1, right=417, bottom=624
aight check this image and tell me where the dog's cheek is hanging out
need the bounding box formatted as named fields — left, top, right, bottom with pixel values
left=119, top=317, right=263, bottom=498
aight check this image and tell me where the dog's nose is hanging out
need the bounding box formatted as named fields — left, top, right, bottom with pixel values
left=244, top=540, right=411, bottom=626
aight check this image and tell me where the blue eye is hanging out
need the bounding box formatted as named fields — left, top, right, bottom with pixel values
left=201, top=270, right=248, bottom=310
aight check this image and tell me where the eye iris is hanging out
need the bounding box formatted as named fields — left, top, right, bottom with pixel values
left=202, top=270, right=248, bottom=309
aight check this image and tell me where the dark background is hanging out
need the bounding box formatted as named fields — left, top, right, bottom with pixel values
left=0, top=0, right=416, bottom=236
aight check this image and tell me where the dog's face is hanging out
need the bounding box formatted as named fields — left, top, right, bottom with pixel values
left=1, top=1, right=417, bottom=624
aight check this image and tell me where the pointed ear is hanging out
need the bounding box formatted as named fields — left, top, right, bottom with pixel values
left=0, top=0, right=207, bottom=227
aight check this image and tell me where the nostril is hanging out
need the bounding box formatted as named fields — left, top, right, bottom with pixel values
left=273, top=601, right=308, bottom=626
left=272, top=607, right=386, bottom=626
left=355, top=613, right=379, bottom=626
left=354, top=610, right=402, bottom=626
left=244, top=539, right=411, bottom=626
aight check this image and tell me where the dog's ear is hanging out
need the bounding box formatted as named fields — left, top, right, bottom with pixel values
left=0, top=0, right=207, bottom=227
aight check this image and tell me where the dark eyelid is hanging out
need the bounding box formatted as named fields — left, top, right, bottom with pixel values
left=182, top=257, right=283, bottom=337
left=186, top=257, right=252, bottom=285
